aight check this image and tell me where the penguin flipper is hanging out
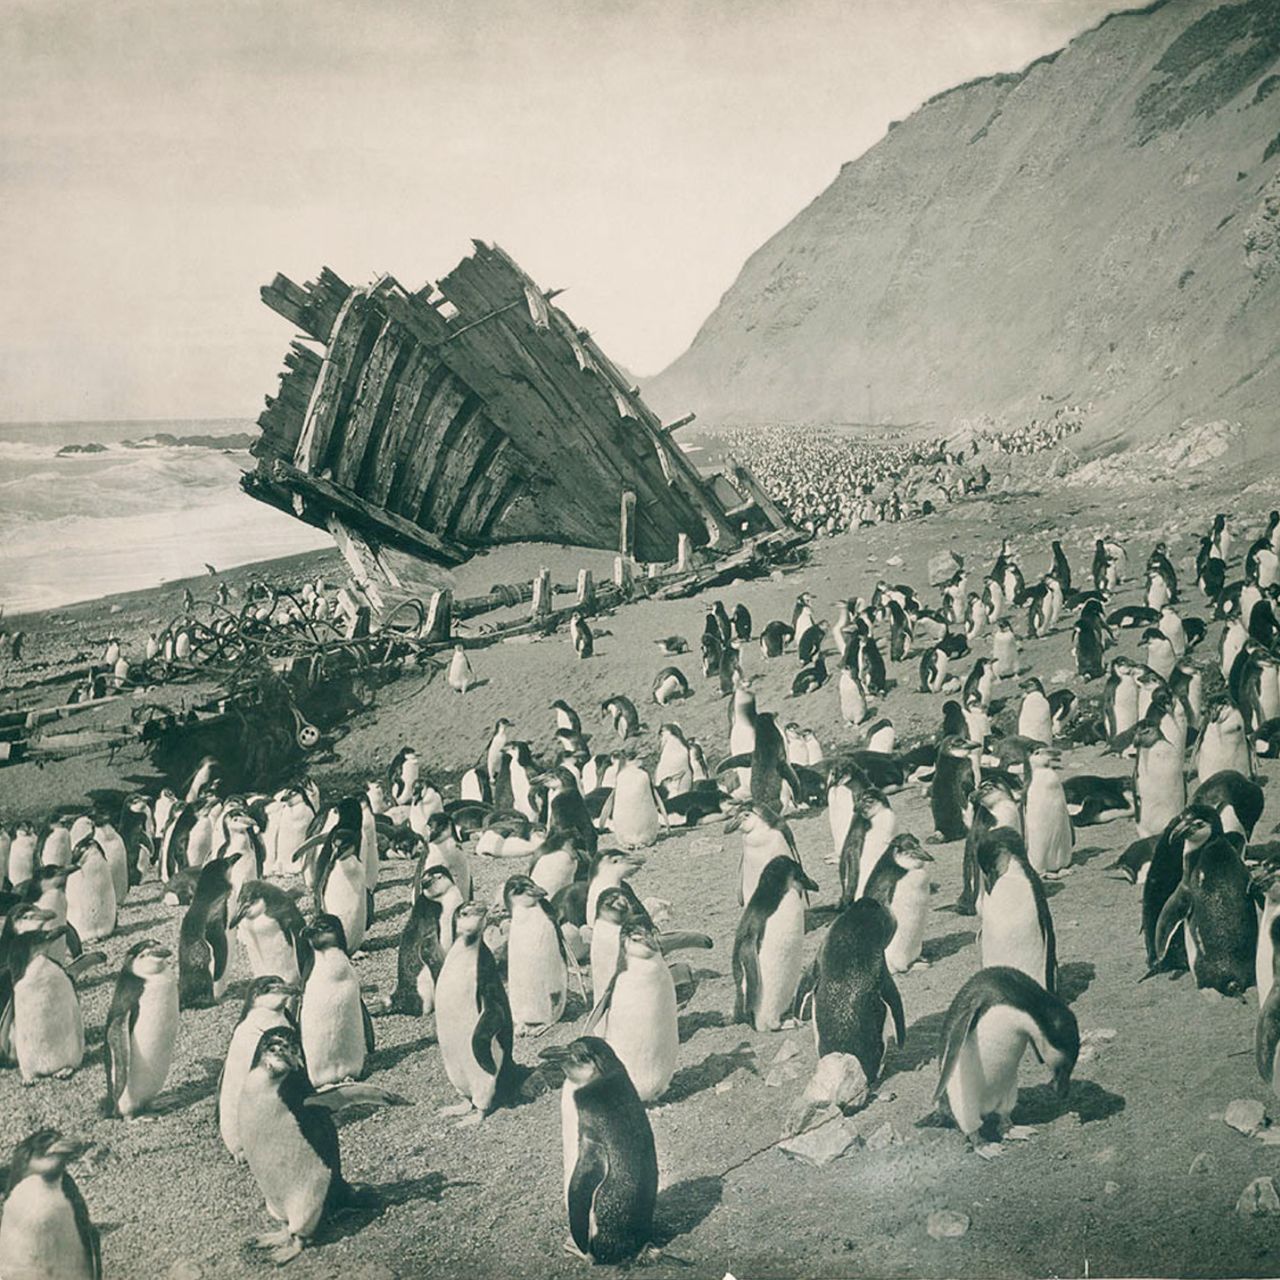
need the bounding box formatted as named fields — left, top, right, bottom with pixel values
left=731, top=929, right=760, bottom=1026
left=65, top=922, right=84, bottom=961
left=584, top=973, right=621, bottom=1036
left=66, top=951, right=107, bottom=981
left=303, top=1083, right=411, bottom=1112
left=881, top=973, right=906, bottom=1047
left=1151, top=885, right=1192, bottom=968
left=935, top=999, right=985, bottom=1101
left=567, top=1133, right=609, bottom=1258
left=1257, top=999, right=1280, bottom=1084
left=715, top=754, right=752, bottom=774
left=791, top=959, right=819, bottom=1022
left=657, top=931, right=713, bottom=954
left=361, top=1001, right=376, bottom=1056
left=65, top=1173, right=102, bottom=1280
left=104, top=971, right=144, bottom=1112
left=1030, top=872, right=1058, bottom=994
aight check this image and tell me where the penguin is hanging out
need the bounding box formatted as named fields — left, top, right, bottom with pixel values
left=652, top=666, right=690, bottom=706
left=435, top=901, right=517, bottom=1122
left=700, top=629, right=723, bottom=678
left=422, top=811, right=473, bottom=901
left=263, top=786, right=316, bottom=876
left=104, top=939, right=179, bottom=1119
left=599, top=759, right=667, bottom=849
left=218, top=975, right=297, bottom=1160
left=862, top=833, right=934, bottom=973
left=237, top=1026, right=407, bottom=1264
left=1192, top=768, right=1264, bottom=840
left=40, top=820, right=72, bottom=869
left=991, top=620, right=1019, bottom=678
left=91, top=814, right=131, bottom=904
left=726, top=683, right=758, bottom=796
left=918, top=645, right=950, bottom=694
left=299, top=914, right=372, bottom=1086
left=177, top=857, right=234, bottom=1010
left=64, top=839, right=117, bottom=944
left=857, top=631, right=889, bottom=696
left=1133, top=723, right=1186, bottom=839
left=502, top=875, right=569, bottom=1035
left=930, top=736, right=979, bottom=843
left=1103, top=658, right=1140, bottom=742
left=1023, top=747, right=1074, bottom=876
left=1017, top=678, right=1053, bottom=745
left=552, top=699, right=582, bottom=734
left=310, top=828, right=368, bottom=954
left=728, top=803, right=800, bottom=907
left=802, top=897, right=904, bottom=1083
left=569, top=611, right=594, bottom=659
left=549, top=1036, right=658, bottom=1264
left=389, top=865, right=460, bottom=1017
left=759, top=620, right=794, bottom=658
left=6, top=822, right=37, bottom=888
left=958, top=777, right=1024, bottom=914
left=840, top=788, right=898, bottom=904
left=653, top=723, right=694, bottom=799
left=217, top=811, right=265, bottom=912
left=602, top=695, right=641, bottom=741
left=229, top=880, right=311, bottom=985
left=590, top=888, right=640, bottom=1005
left=447, top=644, right=475, bottom=693
left=586, top=919, right=678, bottom=1102
left=1256, top=915, right=1280, bottom=1097
left=975, top=829, right=1056, bottom=992
left=733, top=856, right=818, bottom=1031
left=732, top=603, right=753, bottom=641
left=963, top=658, right=995, bottom=711
left=9, top=914, right=86, bottom=1081
left=0, top=1129, right=100, bottom=1280
left=838, top=666, right=870, bottom=726
left=935, top=966, right=1079, bottom=1156
left=527, top=829, right=587, bottom=902
left=718, top=711, right=803, bottom=814
left=1144, top=628, right=1177, bottom=681
left=792, top=650, right=828, bottom=696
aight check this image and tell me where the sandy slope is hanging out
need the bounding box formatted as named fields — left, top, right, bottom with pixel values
left=2, top=458, right=1280, bottom=1279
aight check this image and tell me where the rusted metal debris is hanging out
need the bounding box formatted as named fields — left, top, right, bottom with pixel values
left=243, top=241, right=791, bottom=614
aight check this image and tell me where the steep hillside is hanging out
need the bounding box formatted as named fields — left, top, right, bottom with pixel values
left=646, top=0, right=1280, bottom=447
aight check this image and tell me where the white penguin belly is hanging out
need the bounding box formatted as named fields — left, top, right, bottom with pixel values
left=0, top=1177, right=92, bottom=1280
left=240, top=916, right=299, bottom=984
left=66, top=865, right=117, bottom=942
left=324, top=862, right=366, bottom=952
left=884, top=868, right=931, bottom=973
left=947, top=1007, right=1038, bottom=1135
left=1257, top=899, right=1279, bottom=1004
left=856, top=812, right=898, bottom=898
left=220, top=1010, right=288, bottom=1156
left=426, top=843, right=471, bottom=902
left=14, top=960, right=84, bottom=1080
left=531, top=850, right=576, bottom=899
left=1136, top=752, right=1186, bottom=838
left=980, top=876, right=1047, bottom=984
left=561, top=1083, right=579, bottom=1200
left=742, top=833, right=790, bottom=904
left=507, top=912, right=566, bottom=1026
left=828, top=791, right=854, bottom=858
left=119, top=977, right=179, bottom=1114
left=99, top=831, right=130, bottom=902
left=301, top=963, right=365, bottom=1085
left=239, top=1087, right=331, bottom=1237
left=1026, top=778, right=1072, bottom=874
left=606, top=958, right=677, bottom=1102
left=610, top=781, right=661, bottom=849
left=435, top=944, right=500, bottom=1109
left=276, top=812, right=312, bottom=874
left=590, top=920, right=622, bottom=1007
left=755, top=892, right=805, bottom=1029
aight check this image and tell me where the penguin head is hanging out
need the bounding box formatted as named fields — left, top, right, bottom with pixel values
left=594, top=849, right=645, bottom=880
left=1019, top=677, right=1045, bottom=696
left=887, top=833, right=933, bottom=870
left=502, top=875, right=547, bottom=912
left=251, top=1026, right=306, bottom=1079
left=7, top=1130, right=88, bottom=1185
left=425, top=812, right=458, bottom=845
left=72, top=837, right=105, bottom=867
left=304, top=914, right=349, bottom=955
left=620, top=919, right=661, bottom=959
left=855, top=789, right=891, bottom=818
left=227, top=882, right=271, bottom=928
left=125, top=938, right=172, bottom=978
left=542, top=1035, right=625, bottom=1087
left=241, top=974, right=298, bottom=1019
left=594, top=887, right=634, bottom=925
left=9, top=904, right=56, bottom=935
left=1028, top=745, right=1060, bottom=770
left=453, top=901, right=491, bottom=938
left=420, top=865, right=457, bottom=900
left=1168, top=804, right=1221, bottom=852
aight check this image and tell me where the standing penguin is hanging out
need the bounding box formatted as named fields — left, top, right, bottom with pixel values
left=975, top=829, right=1057, bottom=992
left=1256, top=915, right=1280, bottom=1097
left=935, top=967, right=1079, bottom=1157
left=719, top=711, right=803, bottom=814
left=1073, top=601, right=1110, bottom=680
left=803, top=898, right=904, bottom=1083
left=238, top=1026, right=407, bottom=1264
left=862, top=834, right=934, bottom=973
left=0, top=1130, right=99, bottom=1280
left=1023, top=747, right=1074, bottom=876
left=1133, top=724, right=1187, bottom=839
left=732, top=603, right=753, bottom=641
left=991, top=620, right=1019, bottom=678
left=218, top=975, right=297, bottom=1160
left=104, top=939, right=179, bottom=1119
left=550, top=1036, right=658, bottom=1264
left=503, top=875, right=569, bottom=1036
left=840, top=789, right=898, bottom=903
left=309, top=828, right=368, bottom=954
left=389, top=865, right=459, bottom=1017
left=733, top=856, right=819, bottom=1031
left=177, top=857, right=234, bottom=1010
left=299, top=915, right=373, bottom=1087
left=229, top=880, right=311, bottom=985
left=569, top=611, right=594, bottom=659
left=728, top=802, right=800, bottom=906
left=9, top=913, right=86, bottom=1082
left=1195, top=700, right=1253, bottom=782
left=600, top=759, right=667, bottom=849
left=448, top=644, right=476, bottom=693
left=92, top=813, right=131, bottom=904
left=930, top=737, right=978, bottom=844
left=1017, top=678, right=1053, bottom=745
left=65, top=839, right=117, bottom=943
left=435, top=902, right=517, bottom=1123
left=587, top=919, right=678, bottom=1103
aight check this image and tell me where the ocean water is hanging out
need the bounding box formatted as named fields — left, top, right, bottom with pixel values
left=0, top=420, right=331, bottom=615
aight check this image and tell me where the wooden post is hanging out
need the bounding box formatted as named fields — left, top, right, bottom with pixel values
left=613, top=556, right=633, bottom=596
left=619, top=490, right=636, bottom=559
left=576, top=569, right=595, bottom=610
left=424, top=589, right=452, bottom=643
left=646, top=563, right=660, bottom=580
left=677, top=533, right=692, bottom=573
left=531, top=568, right=552, bottom=620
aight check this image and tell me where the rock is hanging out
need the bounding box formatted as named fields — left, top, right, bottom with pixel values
left=773, top=1040, right=801, bottom=1065
left=1104, top=1181, right=1120, bottom=1196
left=926, top=1210, right=970, bottom=1240
left=167, top=1263, right=204, bottom=1280
left=865, top=1122, right=900, bottom=1152
left=1081, top=1028, right=1117, bottom=1045
left=779, top=1116, right=862, bottom=1166
left=1225, top=1099, right=1268, bottom=1136
left=765, top=1063, right=802, bottom=1088
left=1237, top=1176, right=1280, bottom=1217
left=714, top=1079, right=734, bottom=1094
left=1257, top=1128, right=1280, bottom=1147
left=1188, top=1151, right=1215, bottom=1174
left=886, top=554, right=904, bottom=567
left=109, top=603, right=123, bottom=614
left=804, top=1053, right=870, bottom=1111
left=928, top=550, right=963, bottom=585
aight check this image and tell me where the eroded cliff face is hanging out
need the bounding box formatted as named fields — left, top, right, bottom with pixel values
left=646, top=0, right=1280, bottom=447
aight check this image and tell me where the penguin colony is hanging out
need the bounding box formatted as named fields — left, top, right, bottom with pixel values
left=3, top=505, right=1280, bottom=1273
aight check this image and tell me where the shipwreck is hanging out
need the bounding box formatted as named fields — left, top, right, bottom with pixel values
left=244, top=241, right=794, bottom=619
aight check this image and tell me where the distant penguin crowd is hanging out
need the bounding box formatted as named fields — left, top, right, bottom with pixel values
left=3, top=501, right=1280, bottom=1273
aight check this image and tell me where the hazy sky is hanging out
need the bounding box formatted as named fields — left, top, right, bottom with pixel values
left=1, top=0, right=1130, bottom=423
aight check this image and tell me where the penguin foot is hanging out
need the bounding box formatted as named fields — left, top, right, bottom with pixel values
left=453, top=1110, right=485, bottom=1130
left=1003, top=1125, right=1037, bottom=1142
left=972, top=1141, right=1005, bottom=1160
left=910, top=959, right=931, bottom=971
left=437, top=1101, right=474, bottom=1119
left=562, top=1235, right=590, bottom=1260
left=54, top=1067, right=75, bottom=1080
left=250, top=1229, right=303, bottom=1265
left=351, top=950, right=368, bottom=962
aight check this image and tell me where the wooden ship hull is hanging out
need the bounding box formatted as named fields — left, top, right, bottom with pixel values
left=244, top=241, right=789, bottom=612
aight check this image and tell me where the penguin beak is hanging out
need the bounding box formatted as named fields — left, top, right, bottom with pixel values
left=150, top=946, right=172, bottom=960
left=1053, top=1063, right=1073, bottom=1098
left=47, top=1136, right=89, bottom=1161
left=227, top=902, right=249, bottom=929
